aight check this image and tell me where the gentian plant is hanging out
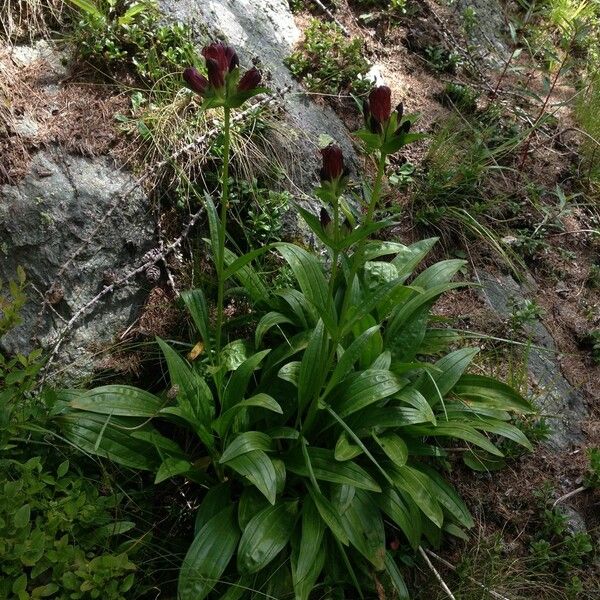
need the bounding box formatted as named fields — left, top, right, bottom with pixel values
left=56, top=51, right=535, bottom=599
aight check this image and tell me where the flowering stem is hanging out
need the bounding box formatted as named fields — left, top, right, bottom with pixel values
left=215, top=106, right=231, bottom=371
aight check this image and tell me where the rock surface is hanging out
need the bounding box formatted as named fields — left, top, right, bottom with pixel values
left=477, top=270, right=587, bottom=449
left=160, top=0, right=359, bottom=189
left=0, top=150, right=155, bottom=382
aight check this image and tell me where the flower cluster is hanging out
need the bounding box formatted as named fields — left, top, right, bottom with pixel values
left=358, top=85, right=421, bottom=155
left=183, top=42, right=264, bottom=109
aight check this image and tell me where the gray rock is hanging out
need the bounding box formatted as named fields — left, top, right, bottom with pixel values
left=159, top=0, right=359, bottom=190
left=0, top=150, right=155, bottom=383
left=477, top=270, right=587, bottom=449
left=454, top=0, right=511, bottom=68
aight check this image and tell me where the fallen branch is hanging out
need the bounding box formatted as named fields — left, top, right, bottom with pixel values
left=425, top=549, right=512, bottom=600
left=552, top=486, right=587, bottom=509
left=419, top=547, right=456, bottom=600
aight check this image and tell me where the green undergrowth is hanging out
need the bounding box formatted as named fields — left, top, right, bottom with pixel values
left=285, top=18, right=371, bottom=95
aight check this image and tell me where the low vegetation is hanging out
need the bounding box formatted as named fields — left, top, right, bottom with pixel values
left=1, top=0, right=598, bottom=598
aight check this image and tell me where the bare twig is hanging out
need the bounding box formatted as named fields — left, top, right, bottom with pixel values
left=311, top=0, right=350, bottom=36
left=425, top=549, right=512, bottom=600
left=419, top=547, right=457, bottom=600
left=552, top=486, right=587, bottom=508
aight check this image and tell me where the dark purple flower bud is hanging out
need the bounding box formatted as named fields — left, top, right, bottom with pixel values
left=394, top=119, right=411, bottom=136
left=320, top=144, right=344, bottom=182
left=202, top=42, right=236, bottom=74
left=368, top=86, right=392, bottom=124
left=395, top=102, right=404, bottom=121
left=183, top=67, right=209, bottom=96
left=237, top=67, right=262, bottom=92
left=320, top=207, right=331, bottom=229
left=206, top=57, right=225, bottom=89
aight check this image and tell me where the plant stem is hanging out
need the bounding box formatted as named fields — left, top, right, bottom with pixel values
left=215, top=106, right=231, bottom=369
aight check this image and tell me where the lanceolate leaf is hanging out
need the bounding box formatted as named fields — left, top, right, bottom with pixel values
left=373, top=486, right=421, bottom=550
left=182, top=289, right=211, bottom=354
left=390, top=465, right=444, bottom=528
left=222, top=350, right=271, bottom=412
left=58, top=413, right=159, bottom=471
left=329, top=370, right=405, bottom=419
left=453, top=374, right=535, bottom=413
left=237, top=502, right=297, bottom=574
left=298, top=319, right=329, bottom=410
left=155, top=457, right=191, bottom=484
left=308, top=487, right=350, bottom=546
left=416, top=347, right=479, bottom=406
left=219, top=432, right=274, bottom=464
left=291, top=497, right=326, bottom=600
left=373, top=433, right=408, bottom=467
left=410, top=422, right=504, bottom=457
left=223, top=449, right=277, bottom=504
left=194, top=484, right=231, bottom=534
left=276, top=243, right=335, bottom=330
left=391, top=238, right=438, bottom=280
left=178, top=505, right=240, bottom=600
left=286, top=447, right=381, bottom=492
left=384, top=552, right=410, bottom=600
left=212, top=394, right=282, bottom=437
left=69, top=385, right=163, bottom=417
left=411, top=259, right=466, bottom=290
left=255, top=311, right=294, bottom=347
left=340, top=490, right=386, bottom=571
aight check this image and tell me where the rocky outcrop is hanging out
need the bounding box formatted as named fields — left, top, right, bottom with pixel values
left=0, top=150, right=155, bottom=382
left=478, top=270, right=587, bottom=450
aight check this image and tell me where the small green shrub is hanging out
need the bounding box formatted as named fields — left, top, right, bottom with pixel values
left=442, top=82, right=479, bottom=112
left=285, top=19, right=371, bottom=94
left=66, top=0, right=197, bottom=85
left=0, top=455, right=136, bottom=599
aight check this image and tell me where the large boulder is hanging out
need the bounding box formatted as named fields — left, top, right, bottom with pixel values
left=0, top=150, right=155, bottom=382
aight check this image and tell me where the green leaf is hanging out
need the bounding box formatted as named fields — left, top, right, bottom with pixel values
left=155, top=457, right=191, bottom=483
left=340, top=489, right=386, bottom=570
left=219, top=432, right=274, bottom=464
left=224, top=247, right=270, bottom=303
left=286, top=447, right=381, bottom=492
left=373, top=433, right=408, bottom=467
left=213, top=393, right=282, bottom=437
left=237, top=502, right=297, bottom=574
left=417, top=347, right=479, bottom=406
left=418, top=466, right=474, bottom=529
left=224, top=449, right=277, bottom=504
left=182, top=289, right=211, bottom=353
left=255, top=311, right=294, bottom=347
left=453, top=374, right=535, bottom=413
left=384, top=552, right=410, bottom=599
left=57, top=413, right=159, bottom=471
left=329, top=369, right=405, bottom=419
left=67, top=0, right=103, bottom=18
left=204, top=194, right=221, bottom=268
left=335, top=432, right=363, bottom=461
left=70, top=385, right=163, bottom=417
left=157, top=338, right=213, bottom=428
left=178, top=506, right=240, bottom=600
left=195, top=484, right=230, bottom=534
left=118, top=1, right=148, bottom=24
left=298, top=319, right=329, bottom=410
left=469, top=418, right=533, bottom=450
left=276, top=243, right=335, bottom=331
left=374, top=487, right=421, bottom=549
left=411, top=259, right=466, bottom=290
left=390, top=465, right=444, bottom=528
left=411, top=422, right=504, bottom=456
left=222, top=350, right=271, bottom=412
left=238, top=487, right=270, bottom=529
left=224, top=245, right=274, bottom=279
left=291, top=497, right=326, bottom=600
left=14, top=504, right=30, bottom=528
left=392, top=238, right=438, bottom=279
left=308, top=487, right=350, bottom=545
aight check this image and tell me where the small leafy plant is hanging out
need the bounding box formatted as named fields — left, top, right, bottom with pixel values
left=1, top=455, right=136, bottom=599
left=56, top=45, right=535, bottom=599
left=66, top=0, right=197, bottom=84
left=285, top=19, right=371, bottom=95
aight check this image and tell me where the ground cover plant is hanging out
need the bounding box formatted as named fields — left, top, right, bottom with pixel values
left=50, top=43, right=539, bottom=599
